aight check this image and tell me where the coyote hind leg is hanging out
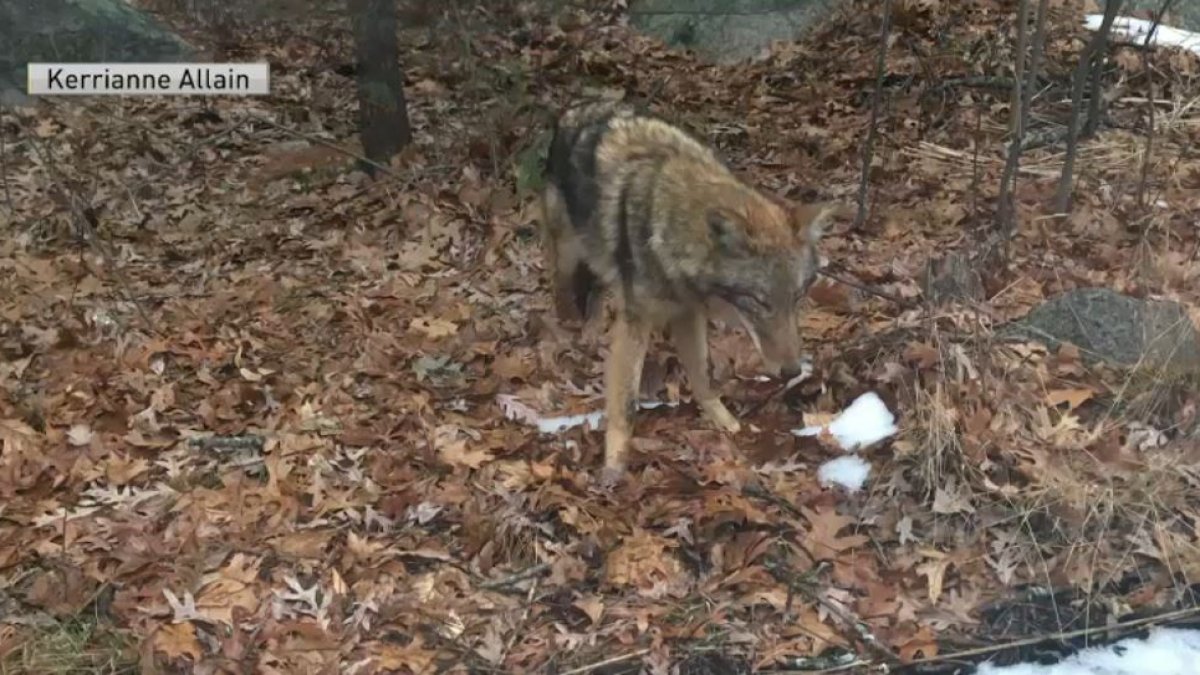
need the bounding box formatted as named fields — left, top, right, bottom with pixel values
left=540, top=185, right=598, bottom=322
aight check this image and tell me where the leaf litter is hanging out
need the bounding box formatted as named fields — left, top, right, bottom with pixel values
left=2, top=0, right=1200, bottom=672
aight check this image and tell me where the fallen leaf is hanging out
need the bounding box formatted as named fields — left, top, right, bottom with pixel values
left=573, top=595, right=605, bottom=625
left=66, top=423, right=93, bottom=446
left=903, top=342, right=940, bottom=369
left=916, top=550, right=952, bottom=604
left=1045, top=387, right=1094, bottom=410
left=410, top=316, right=459, bottom=339
left=151, top=621, right=203, bottom=661
left=803, top=507, right=869, bottom=556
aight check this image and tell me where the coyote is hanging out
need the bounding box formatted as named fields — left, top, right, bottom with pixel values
left=539, top=100, right=836, bottom=483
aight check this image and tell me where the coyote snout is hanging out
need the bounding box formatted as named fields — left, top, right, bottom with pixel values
left=539, top=100, right=838, bottom=483
left=719, top=203, right=830, bottom=379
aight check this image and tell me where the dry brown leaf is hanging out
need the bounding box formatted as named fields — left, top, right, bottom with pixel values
left=1045, top=387, right=1094, bottom=411
left=272, top=530, right=334, bottom=559
left=916, top=550, right=952, bottom=605
left=435, top=424, right=494, bottom=469
left=902, top=341, right=940, bottom=369
left=375, top=635, right=438, bottom=672
left=151, top=622, right=203, bottom=661
left=573, top=595, right=605, bottom=625
left=896, top=624, right=939, bottom=661
left=410, top=316, right=459, bottom=339
left=802, top=507, right=869, bottom=556
left=604, top=529, right=685, bottom=592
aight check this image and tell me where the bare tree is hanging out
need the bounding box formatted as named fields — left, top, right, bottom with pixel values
left=1136, top=0, right=1176, bottom=208
left=350, top=0, right=412, bottom=175
left=853, top=0, right=893, bottom=231
left=0, top=109, right=13, bottom=216
left=1055, top=0, right=1122, bottom=213
left=996, top=0, right=1049, bottom=234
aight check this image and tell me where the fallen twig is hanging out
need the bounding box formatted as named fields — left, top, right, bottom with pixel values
left=478, top=562, right=550, bottom=590
left=189, top=434, right=267, bottom=453
left=246, top=111, right=405, bottom=181
left=763, top=554, right=901, bottom=667
left=907, top=604, right=1200, bottom=667
left=818, top=268, right=916, bottom=309
left=558, top=648, right=652, bottom=675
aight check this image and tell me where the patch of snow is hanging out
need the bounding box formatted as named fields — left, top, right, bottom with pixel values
left=792, top=391, right=897, bottom=451
left=1085, top=15, right=1200, bottom=56
left=976, top=626, right=1200, bottom=675
left=816, top=455, right=871, bottom=493
left=499, top=395, right=679, bottom=435
left=536, top=411, right=605, bottom=434
left=792, top=391, right=897, bottom=495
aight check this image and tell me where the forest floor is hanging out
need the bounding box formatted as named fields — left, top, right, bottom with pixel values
left=3, top=0, right=1200, bottom=672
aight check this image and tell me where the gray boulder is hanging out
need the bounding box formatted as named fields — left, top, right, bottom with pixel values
left=629, top=0, right=843, bottom=64
left=0, top=0, right=193, bottom=104
left=1002, top=288, right=1200, bottom=373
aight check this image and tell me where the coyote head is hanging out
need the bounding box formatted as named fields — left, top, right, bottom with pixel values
left=706, top=202, right=836, bottom=379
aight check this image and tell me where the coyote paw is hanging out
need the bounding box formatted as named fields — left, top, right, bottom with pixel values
left=702, top=400, right=742, bottom=434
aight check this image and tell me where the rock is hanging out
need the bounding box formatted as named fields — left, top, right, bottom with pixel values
left=1001, top=288, right=1200, bottom=373
left=0, top=0, right=193, bottom=101
left=629, top=0, right=844, bottom=64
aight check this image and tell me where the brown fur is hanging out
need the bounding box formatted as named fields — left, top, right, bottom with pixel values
left=540, top=100, right=837, bottom=482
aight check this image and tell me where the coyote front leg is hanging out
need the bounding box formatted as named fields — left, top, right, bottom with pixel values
left=602, top=315, right=651, bottom=481
left=670, top=310, right=741, bottom=434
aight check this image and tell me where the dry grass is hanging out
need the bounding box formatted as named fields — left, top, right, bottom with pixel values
left=906, top=377, right=970, bottom=501
left=0, top=618, right=137, bottom=675
left=891, top=303, right=1200, bottom=629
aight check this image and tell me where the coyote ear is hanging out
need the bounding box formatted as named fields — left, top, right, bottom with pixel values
left=707, top=209, right=748, bottom=252
left=792, top=202, right=838, bottom=246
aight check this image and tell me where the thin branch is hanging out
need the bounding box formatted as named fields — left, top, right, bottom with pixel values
left=558, top=649, right=652, bottom=675
left=0, top=107, right=14, bottom=215
left=478, top=563, right=550, bottom=590
left=244, top=111, right=410, bottom=181
left=817, top=268, right=916, bottom=309
left=1135, top=0, right=1177, bottom=209
left=1056, top=0, right=1123, bottom=213
left=802, top=587, right=899, bottom=666
left=995, top=0, right=1033, bottom=235
left=970, top=101, right=983, bottom=222
left=853, top=0, right=893, bottom=230
left=763, top=554, right=901, bottom=666
left=17, top=120, right=161, bottom=336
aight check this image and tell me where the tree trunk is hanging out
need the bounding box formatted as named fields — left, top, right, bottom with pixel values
left=350, top=0, right=412, bottom=175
